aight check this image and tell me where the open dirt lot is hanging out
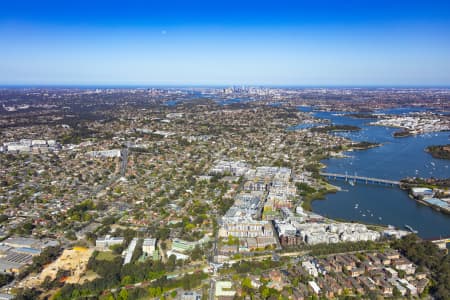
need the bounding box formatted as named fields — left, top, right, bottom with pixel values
left=19, top=247, right=95, bottom=288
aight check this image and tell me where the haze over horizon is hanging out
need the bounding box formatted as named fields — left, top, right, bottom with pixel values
left=1, top=0, right=450, bottom=86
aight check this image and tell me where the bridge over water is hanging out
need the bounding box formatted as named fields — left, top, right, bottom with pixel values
left=320, top=172, right=401, bottom=186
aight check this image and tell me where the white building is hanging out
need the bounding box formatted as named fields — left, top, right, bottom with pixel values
left=96, top=235, right=124, bottom=250
left=210, top=160, right=249, bottom=176
left=274, top=220, right=297, bottom=237
left=295, top=222, right=380, bottom=245
left=302, top=260, right=319, bottom=277
left=219, top=219, right=274, bottom=238
left=142, top=238, right=156, bottom=256
left=215, top=281, right=236, bottom=299
left=87, top=149, right=121, bottom=158
left=123, top=238, right=138, bottom=265
left=411, top=187, right=434, bottom=198
left=308, top=281, right=321, bottom=294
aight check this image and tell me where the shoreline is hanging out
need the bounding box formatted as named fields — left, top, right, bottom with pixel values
left=400, top=179, right=450, bottom=215
left=349, top=142, right=382, bottom=151
left=414, top=198, right=450, bottom=215
left=297, top=107, right=449, bottom=239
left=425, top=144, right=450, bottom=160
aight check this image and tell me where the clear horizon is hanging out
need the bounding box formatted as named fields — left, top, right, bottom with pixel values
left=1, top=0, right=450, bottom=86
left=2, top=84, right=450, bottom=89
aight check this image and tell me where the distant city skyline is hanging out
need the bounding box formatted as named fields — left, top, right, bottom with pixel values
left=1, top=0, right=450, bottom=86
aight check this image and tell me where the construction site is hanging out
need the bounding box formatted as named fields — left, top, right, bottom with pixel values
left=18, top=247, right=95, bottom=289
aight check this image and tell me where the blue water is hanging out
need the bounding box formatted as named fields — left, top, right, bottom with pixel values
left=375, top=107, right=432, bottom=115
left=287, top=123, right=324, bottom=130
left=215, top=97, right=253, bottom=105
left=165, top=100, right=179, bottom=106
left=298, top=106, right=450, bottom=238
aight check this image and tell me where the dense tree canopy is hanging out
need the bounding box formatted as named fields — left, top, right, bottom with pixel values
left=392, top=235, right=450, bottom=300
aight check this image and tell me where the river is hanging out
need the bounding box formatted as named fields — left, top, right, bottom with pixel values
left=298, top=106, right=450, bottom=239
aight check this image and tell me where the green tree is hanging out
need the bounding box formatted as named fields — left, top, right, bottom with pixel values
left=121, top=275, right=133, bottom=286
left=393, top=287, right=401, bottom=298
left=191, top=245, right=203, bottom=261
left=117, top=288, right=128, bottom=300
left=261, top=286, right=270, bottom=299
left=242, top=277, right=252, bottom=290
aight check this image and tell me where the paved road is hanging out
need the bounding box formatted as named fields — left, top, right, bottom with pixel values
left=78, top=146, right=128, bottom=203
left=209, top=278, right=215, bottom=300
left=157, top=240, right=167, bottom=263
left=120, top=148, right=128, bottom=177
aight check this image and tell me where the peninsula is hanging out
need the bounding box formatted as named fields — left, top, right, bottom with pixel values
left=426, top=144, right=450, bottom=160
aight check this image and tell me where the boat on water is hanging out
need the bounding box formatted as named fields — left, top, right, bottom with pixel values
left=404, top=224, right=418, bottom=234
left=349, top=180, right=355, bottom=186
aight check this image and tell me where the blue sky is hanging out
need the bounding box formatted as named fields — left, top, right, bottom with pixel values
left=1, top=0, right=450, bottom=86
